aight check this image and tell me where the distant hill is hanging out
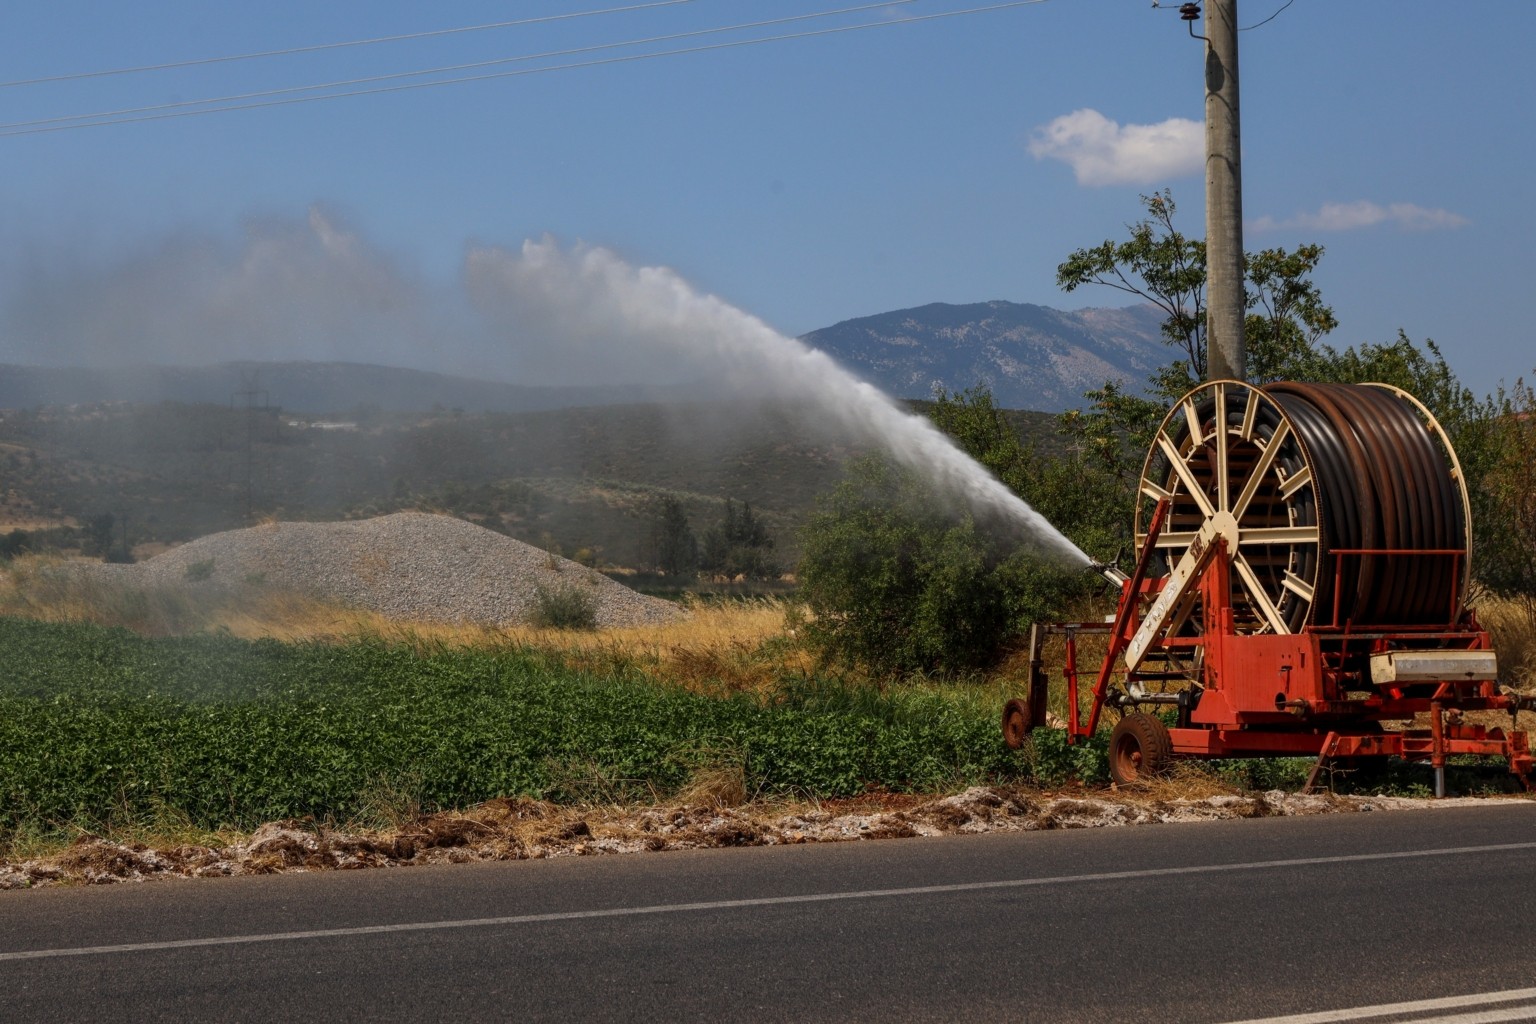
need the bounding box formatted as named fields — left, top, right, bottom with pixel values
left=800, top=301, right=1168, bottom=411
left=0, top=394, right=1062, bottom=568
left=0, top=362, right=672, bottom=416
left=0, top=301, right=1170, bottom=416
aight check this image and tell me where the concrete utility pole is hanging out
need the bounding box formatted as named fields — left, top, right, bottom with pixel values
left=1203, top=0, right=1246, bottom=381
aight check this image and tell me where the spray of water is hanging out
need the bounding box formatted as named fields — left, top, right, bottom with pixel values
left=466, top=238, right=1091, bottom=567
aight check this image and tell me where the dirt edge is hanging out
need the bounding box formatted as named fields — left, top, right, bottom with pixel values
left=2, top=786, right=1518, bottom=890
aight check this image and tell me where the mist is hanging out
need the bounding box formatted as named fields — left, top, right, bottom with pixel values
left=0, top=206, right=1088, bottom=564
left=1, top=207, right=752, bottom=391
left=465, top=237, right=1089, bottom=565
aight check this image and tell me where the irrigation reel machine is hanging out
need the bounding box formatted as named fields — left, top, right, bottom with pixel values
left=1002, top=380, right=1534, bottom=794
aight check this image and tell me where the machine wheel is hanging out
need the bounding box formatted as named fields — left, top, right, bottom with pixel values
left=1136, top=380, right=1321, bottom=636
left=1109, top=713, right=1174, bottom=785
left=1002, top=699, right=1033, bottom=750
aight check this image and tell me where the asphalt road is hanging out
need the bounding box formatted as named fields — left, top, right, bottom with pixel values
left=5, top=804, right=1536, bottom=1023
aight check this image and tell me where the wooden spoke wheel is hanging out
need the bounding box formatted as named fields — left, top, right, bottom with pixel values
left=1109, top=713, right=1174, bottom=786
left=1136, top=380, right=1321, bottom=636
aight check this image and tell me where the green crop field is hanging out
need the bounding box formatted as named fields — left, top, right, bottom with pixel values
left=0, top=617, right=1039, bottom=844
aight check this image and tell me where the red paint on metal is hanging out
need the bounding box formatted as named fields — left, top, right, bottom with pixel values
left=1013, top=514, right=1535, bottom=789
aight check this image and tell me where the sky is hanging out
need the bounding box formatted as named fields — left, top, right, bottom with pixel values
left=0, top=0, right=1531, bottom=398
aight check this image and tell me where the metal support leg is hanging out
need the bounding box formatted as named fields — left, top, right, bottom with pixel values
left=1302, top=731, right=1340, bottom=795
left=1430, top=701, right=1447, bottom=799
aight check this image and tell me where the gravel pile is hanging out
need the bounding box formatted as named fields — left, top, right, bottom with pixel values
left=83, top=512, right=684, bottom=629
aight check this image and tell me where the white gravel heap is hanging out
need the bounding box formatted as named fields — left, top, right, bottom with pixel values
left=85, top=512, right=684, bottom=629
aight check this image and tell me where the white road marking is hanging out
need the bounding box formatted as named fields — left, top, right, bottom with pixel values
left=1219, top=988, right=1536, bottom=1023
left=4, top=840, right=1536, bottom=963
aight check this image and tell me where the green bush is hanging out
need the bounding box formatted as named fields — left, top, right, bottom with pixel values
left=797, top=455, right=1083, bottom=677
left=529, top=583, right=599, bottom=630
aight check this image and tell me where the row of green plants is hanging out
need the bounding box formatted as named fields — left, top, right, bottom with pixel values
left=5, top=614, right=1514, bottom=849
left=0, top=617, right=1043, bottom=843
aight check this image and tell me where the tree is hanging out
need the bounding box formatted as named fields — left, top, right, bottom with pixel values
left=0, top=529, right=31, bottom=561
left=1477, top=377, right=1536, bottom=614
left=798, top=456, right=1076, bottom=676
left=797, top=387, right=1110, bottom=676
left=647, top=496, right=698, bottom=578
left=1056, top=190, right=1337, bottom=398
left=1057, top=190, right=1207, bottom=382
left=928, top=386, right=1132, bottom=558
left=1244, top=245, right=1339, bottom=384
left=699, top=499, right=777, bottom=580
left=83, top=514, right=115, bottom=559
left=1058, top=194, right=1523, bottom=613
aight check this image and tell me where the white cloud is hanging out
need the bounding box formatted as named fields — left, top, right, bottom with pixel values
left=1251, top=201, right=1469, bottom=232
left=1027, top=109, right=1202, bottom=187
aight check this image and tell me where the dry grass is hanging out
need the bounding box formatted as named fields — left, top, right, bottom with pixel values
left=7, top=786, right=1465, bottom=889
left=0, top=554, right=363, bottom=639
left=1120, top=762, right=1246, bottom=802
left=1482, top=595, right=1536, bottom=691
left=0, top=801, right=247, bottom=864
left=0, top=557, right=809, bottom=692
left=330, top=597, right=809, bottom=694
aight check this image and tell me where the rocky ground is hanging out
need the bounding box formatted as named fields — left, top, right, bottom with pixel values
left=1, top=786, right=1512, bottom=889
left=74, top=511, right=684, bottom=629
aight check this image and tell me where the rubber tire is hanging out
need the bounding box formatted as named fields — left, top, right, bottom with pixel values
left=1109, top=713, right=1174, bottom=786
left=1002, top=699, right=1033, bottom=750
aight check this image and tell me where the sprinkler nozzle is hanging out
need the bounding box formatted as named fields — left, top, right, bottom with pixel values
left=1088, top=558, right=1129, bottom=589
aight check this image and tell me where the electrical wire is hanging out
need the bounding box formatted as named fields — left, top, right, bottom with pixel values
left=0, top=1, right=1049, bottom=138
left=1150, top=0, right=1295, bottom=31
left=0, top=0, right=921, bottom=133
left=1240, top=0, right=1295, bottom=32
left=0, top=0, right=698, bottom=90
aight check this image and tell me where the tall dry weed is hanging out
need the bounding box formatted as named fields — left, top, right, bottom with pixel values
left=1483, top=596, right=1536, bottom=690
left=1120, top=762, right=1244, bottom=802
left=672, top=752, right=750, bottom=808
left=0, top=556, right=379, bottom=640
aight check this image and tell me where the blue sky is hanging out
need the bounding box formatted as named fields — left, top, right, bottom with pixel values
left=1, top=1, right=1531, bottom=397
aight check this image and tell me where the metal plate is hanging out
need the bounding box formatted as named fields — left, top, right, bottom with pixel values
left=1369, top=650, right=1498, bottom=684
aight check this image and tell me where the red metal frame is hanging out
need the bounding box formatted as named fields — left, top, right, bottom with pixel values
left=1043, top=503, right=1534, bottom=789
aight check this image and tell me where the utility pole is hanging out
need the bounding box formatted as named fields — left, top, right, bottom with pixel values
left=1201, top=0, right=1246, bottom=381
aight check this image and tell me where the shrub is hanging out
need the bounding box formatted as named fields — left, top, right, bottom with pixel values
left=797, top=456, right=1081, bottom=677
left=529, top=583, right=598, bottom=630
left=184, top=558, right=215, bottom=581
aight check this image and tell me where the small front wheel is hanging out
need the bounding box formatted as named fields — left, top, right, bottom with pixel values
left=1108, top=713, right=1173, bottom=785
left=1002, top=699, right=1033, bottom=750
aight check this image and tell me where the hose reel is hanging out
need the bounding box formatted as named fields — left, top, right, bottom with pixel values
left=1134, top=380, right=1471, bottom=635
left=1008, top=379, right=1526, bottom=787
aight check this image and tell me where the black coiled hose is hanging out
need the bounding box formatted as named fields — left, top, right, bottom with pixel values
left=1265, top=382, right=1463, bottom=626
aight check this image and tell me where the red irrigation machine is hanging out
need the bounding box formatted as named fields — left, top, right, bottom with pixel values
left=1003, top=380, right=1535, bottom=795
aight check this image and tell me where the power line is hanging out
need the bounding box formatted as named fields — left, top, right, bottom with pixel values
left=0, top=1, right=1050, bottom=139
left=0, top=0, right=922, bottom=133
left=1240, top=0, right=1295, bottom=32
left=0, top=0, right=698, bottom=90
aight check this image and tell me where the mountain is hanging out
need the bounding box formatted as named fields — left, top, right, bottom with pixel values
left=0, top=300, right=1170, bottom=416
left=0, top=362, right=674, bottom=415
left=799, top=301, right=1169, bottom=411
